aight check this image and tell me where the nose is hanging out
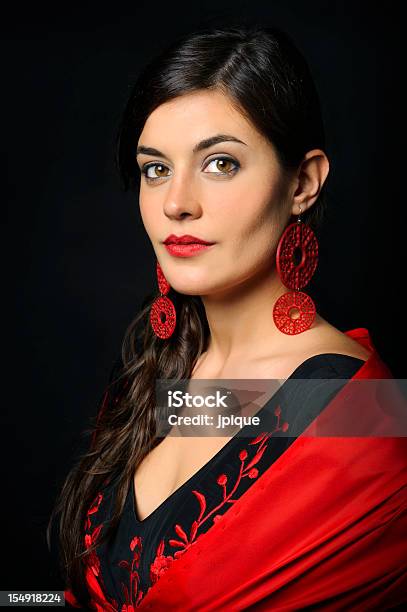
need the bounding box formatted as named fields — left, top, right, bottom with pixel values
left=163, top=172, right=203, bottom=221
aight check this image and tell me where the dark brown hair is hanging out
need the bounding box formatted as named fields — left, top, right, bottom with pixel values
left=47, top=23, right=327, bottom=608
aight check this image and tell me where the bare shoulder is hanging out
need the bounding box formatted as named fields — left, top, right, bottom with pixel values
left=304, top=314, right=372, bottom=362
left=191, top=314, right=372, bottom=381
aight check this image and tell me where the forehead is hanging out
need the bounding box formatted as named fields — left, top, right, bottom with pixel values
left=138, top=89, right=263, bottom=146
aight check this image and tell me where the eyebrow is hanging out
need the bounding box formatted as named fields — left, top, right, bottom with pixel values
left=136, top=134, right=247, bottom=158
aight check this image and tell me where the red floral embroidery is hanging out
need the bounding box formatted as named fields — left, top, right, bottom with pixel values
left=117, top=534, right=145, bottom=609
left=85, top=526, right=103, bottom=576
left=164, top=404, right=288, bottom=546
left=150, top=540, right=176, bottom=582
left=82, top=490, right=120, bottom=611
left=83, top=564, right=119, bottom=612
left=71, top=405, right=288, bottom=610
left=84, top=492, right=103, bottom=531
left=141, top=405, right=289, bottom=593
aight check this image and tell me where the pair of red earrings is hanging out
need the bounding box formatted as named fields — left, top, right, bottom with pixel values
left=149, top=206, right=318, bottom=339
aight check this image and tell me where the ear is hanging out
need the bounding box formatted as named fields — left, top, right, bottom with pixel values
left=290, top=149, right=330, bottom=215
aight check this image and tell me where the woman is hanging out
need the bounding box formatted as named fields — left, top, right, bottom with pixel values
left=50, top=24, right=407, bottom=610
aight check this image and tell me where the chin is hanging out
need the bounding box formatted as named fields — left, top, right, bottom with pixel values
left=171, top=284, right=208, bottom=296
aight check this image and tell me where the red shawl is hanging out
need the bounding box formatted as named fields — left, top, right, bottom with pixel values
left=65, top=328, right=407, bottom=610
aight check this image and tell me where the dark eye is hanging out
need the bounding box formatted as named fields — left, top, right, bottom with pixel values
left=142, top=163, right=171, bottom=181
left=204, top=157, right=239, bottom=175
left=140, top=156, right=239, bottom=183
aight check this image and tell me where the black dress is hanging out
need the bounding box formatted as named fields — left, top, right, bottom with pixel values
left=78, top=353, right=365, bottom=611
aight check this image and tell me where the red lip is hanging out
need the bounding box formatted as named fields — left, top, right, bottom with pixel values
left=164, top=243, right=215, bottom=258
left=163, top=234, right=215, bottom=245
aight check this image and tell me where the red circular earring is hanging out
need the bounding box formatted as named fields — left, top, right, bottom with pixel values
left=273, top=205, right=318, bottom=335
left=149, top=261, right=177, bottom=339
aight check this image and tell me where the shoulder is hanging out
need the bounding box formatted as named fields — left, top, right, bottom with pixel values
left=291, top=314, right=372, bottom=363
left=294, top=352, right=365, bottom=379
left=265, top=315, right=371, bottom=379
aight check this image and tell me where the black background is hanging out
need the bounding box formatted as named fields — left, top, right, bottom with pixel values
left=2, top=0, right=404, bottom=595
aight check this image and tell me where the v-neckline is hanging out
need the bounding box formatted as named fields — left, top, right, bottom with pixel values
left=131, top=352, right=366, bottom=524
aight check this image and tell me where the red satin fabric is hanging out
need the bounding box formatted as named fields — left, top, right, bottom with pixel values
left=65, top=328, right=407, bottom=610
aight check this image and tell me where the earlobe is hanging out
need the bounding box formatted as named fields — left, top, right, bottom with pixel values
left=292, top=149, right=329, bottom=213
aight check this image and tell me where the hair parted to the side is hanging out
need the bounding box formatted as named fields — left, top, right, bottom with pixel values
left=47, top=23, right=328, bottom=608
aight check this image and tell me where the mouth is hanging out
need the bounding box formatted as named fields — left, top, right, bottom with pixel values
left=163, top=242, right=216, bottom=258
left=163, top=234, right=215, bottom=246
left=162, top=234, right=216, bottom=257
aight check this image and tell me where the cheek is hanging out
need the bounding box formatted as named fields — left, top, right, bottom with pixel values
left=231, top=199, right=279, bottom=244
left=225, top=203, right=283, bottom=269
left=139, top=197, right=157, bottom=236
left=223, top=171, right=284, bottom=227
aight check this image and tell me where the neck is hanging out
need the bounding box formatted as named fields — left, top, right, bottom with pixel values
left=200, top=264, right=296, bottom=366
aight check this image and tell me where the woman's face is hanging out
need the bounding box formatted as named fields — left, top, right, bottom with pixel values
left=136, top=89, right=292, bottom=296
